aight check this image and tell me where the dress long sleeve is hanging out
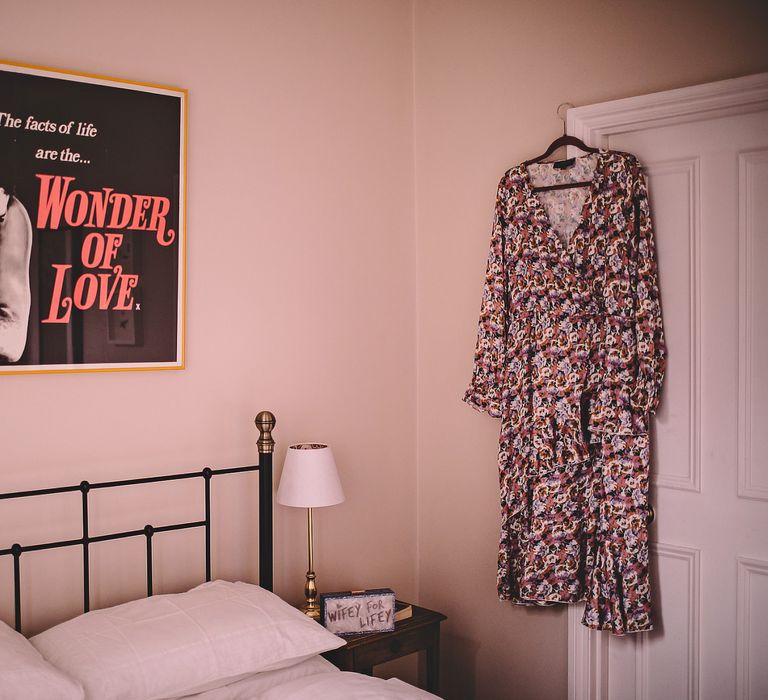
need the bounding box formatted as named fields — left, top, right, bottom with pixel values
left=629, top=165, right=666, bottom=416
left=463, top=180, right=508, bottom=419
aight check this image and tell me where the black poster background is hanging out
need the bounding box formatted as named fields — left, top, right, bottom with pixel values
left=0, top=64, right=183, bottom=372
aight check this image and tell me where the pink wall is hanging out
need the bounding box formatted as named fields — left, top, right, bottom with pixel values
left=0, top=0, right=418, bottom=635
left=414, top=1, right=768, bottom=699
left=2, top=0, right=768, bottom=697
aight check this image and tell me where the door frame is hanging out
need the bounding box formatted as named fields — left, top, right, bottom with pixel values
left=565, top=72, right=768, bottom=700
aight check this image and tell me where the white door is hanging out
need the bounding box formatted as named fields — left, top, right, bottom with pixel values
left=567, top=74, right=768, bottom=700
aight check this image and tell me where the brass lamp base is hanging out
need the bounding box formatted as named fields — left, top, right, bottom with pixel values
left=301, top=597, right=321, bottom=620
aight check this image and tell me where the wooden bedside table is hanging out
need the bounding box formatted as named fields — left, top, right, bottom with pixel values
left=322, top=603, right=447, bottom=694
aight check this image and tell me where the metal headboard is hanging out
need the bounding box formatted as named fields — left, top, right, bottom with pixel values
left=0, top=411, right=276, bottom=634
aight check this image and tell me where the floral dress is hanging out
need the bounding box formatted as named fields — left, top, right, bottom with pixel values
left=464, top=149, right=665, bottom=635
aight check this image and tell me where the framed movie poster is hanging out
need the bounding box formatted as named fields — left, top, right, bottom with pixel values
left=0, top=61, right=186, bottom=375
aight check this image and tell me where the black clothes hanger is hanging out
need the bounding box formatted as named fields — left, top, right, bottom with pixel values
left=524, top=102, right=598, bottom=193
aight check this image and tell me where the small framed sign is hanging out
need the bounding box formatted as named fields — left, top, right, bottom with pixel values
left=320, top=588, right=396, bottom=636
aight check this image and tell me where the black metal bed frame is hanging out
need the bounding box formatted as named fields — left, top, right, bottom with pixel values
left=0, top=411, right=276, bottom=634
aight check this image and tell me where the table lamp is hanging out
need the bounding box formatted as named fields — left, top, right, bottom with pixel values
left=277, top=443, right=345, bottom=619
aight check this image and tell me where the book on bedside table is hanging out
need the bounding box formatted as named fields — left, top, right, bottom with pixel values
left=394, top=600, right=413, bottom=622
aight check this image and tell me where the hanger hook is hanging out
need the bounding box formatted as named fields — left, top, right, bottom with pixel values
left=556, top=102, right=574, bottom=136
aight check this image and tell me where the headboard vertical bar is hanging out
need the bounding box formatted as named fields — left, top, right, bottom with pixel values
left=255, top=412, right=275, bottom=592
left=12, top=545, right=21, bottom=632
left=258, top=452, right=273, bottom=591
left=203, top=468, right=212, bottom=582
left=81, top=482, right=91, bottom=613
left=144, top=525, right=154, bottom=596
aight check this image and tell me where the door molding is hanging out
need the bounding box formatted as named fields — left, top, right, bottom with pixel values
left=567, top=72, right=768, bottom=145
left=565, top=71, right=768, bottom=700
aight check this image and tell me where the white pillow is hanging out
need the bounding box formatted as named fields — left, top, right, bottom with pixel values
left=0, top=620, right=84, bottom=700
left=31, top=580, right=345, bottom=700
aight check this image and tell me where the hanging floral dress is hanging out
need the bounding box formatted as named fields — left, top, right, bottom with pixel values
left=464, top=149, right=665, bottom=635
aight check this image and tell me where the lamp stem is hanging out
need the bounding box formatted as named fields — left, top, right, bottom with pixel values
left=307, top=506, right=314, bottom=573
left=303, top=506, right=320, bottom=619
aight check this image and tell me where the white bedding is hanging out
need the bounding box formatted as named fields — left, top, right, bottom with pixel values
left=31, top=581, right=344, bottom=700
left=176, top=657, right=441, bottom=700
left=172, top=657, right=337, bottom=699
left=26, top=580, right=440, bottom=700
left=258, top=671, right=441, bottom=699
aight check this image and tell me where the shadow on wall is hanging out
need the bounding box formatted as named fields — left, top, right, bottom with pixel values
left=437, top=603, right=571, bottom=700
left=440, top=632, right=481, bottom=700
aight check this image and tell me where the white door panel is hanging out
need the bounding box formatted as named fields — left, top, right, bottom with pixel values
left=567, top=76, right=768, bottom=700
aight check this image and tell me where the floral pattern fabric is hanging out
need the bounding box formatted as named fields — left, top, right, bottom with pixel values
left=527, top=154, right=597, bottom=246
left=464, top=149, right=665, bottom=635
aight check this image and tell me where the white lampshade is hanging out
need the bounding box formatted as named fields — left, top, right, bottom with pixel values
left=276, top=443, right=345, bottom=508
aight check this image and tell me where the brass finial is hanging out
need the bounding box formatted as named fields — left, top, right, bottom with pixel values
left=255, top=411, right=276, bottom=454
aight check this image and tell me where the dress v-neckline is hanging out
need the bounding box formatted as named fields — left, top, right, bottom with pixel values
left=521, top=149, right=606, bottom=264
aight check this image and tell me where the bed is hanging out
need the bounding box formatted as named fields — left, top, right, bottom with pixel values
left=0, top=412, right=439, bottom=700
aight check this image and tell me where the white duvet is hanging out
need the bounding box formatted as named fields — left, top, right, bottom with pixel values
left=177, top=656, right=440, bottom=700
left=259, top=672, right=440, bottom=699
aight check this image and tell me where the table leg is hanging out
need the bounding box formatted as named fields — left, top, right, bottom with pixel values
left=426, top=639, right=440, bottom=693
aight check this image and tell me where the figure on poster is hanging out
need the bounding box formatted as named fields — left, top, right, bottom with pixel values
left=0, top=186, right=32, bottom=363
